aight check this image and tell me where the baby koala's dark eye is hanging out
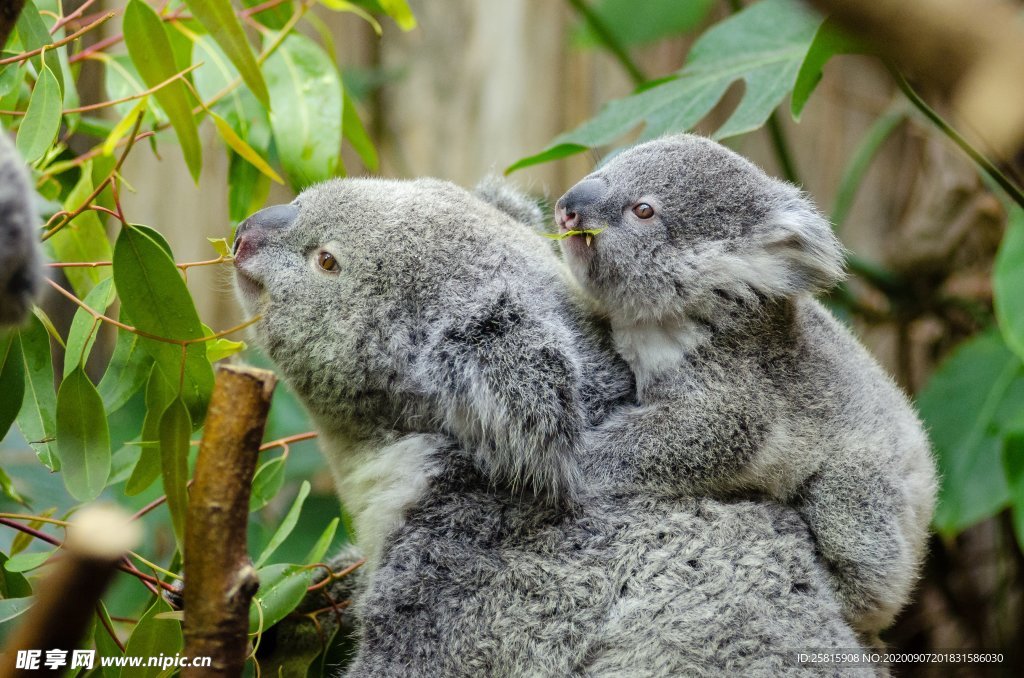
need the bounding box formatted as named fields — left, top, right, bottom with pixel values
left=632, top=203, right=655, bottom=219
left=317, top=250, right=339, bottom=273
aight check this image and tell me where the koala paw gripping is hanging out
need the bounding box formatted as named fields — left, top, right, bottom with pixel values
left=0, top=132, right=43, bottom=326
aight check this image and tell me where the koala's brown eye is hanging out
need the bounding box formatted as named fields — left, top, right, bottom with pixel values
left=317, top=250, right=338, bottom=272
left=632, top=203, right=654, bottom=219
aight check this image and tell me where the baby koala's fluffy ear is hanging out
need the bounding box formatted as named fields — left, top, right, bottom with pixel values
left=754, top=190, right=846, bottom=297
left=473, top=175, right=545, bottom=229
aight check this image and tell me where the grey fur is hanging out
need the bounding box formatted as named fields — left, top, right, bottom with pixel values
left=0, top=131, right=43, bottom=326
left=473, top=174, right=545, bottom=229
left=234, top=176, right=876, bottom=674
left=555, top=134, right=937, bottom=633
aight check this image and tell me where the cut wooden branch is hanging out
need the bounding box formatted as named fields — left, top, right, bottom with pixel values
left=182, top=364, right=276, bottom=678
left=808, top=0, right=1024, bottom=162
left=0, top=505, right=141, bottom=678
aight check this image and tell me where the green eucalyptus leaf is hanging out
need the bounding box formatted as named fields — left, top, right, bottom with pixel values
left=249, top=455, right=286, bottom=512
left=120, top=597, right=182, bottom=678
left=102, top=54, right=168, bottom=127
left=228, top=150, right=272, bottom=224
left=255, top=481, right=310, bottom=567
left=573, top=0, right=715, bottom=48
left=304, top=517, right=339, bottom=564
left=242, top=0, right=293, bottom=30
left=0, top=553, right=32, bottom=597
left=56, top=366, right=111, bottom=501
left=4, top=548, right=55, bottom=573
left=377, top=0, right=416, bottom=30
left=94, top=603, right=124, bottom=676
left=1003, top=432, right=1024, bottom=549
left=184, top=0, right=269, bottom=107
left=0, top=332, right=26, bottom=439
left=509, top=0, right=821, bottom=171
left=0, top=63, right=22, bottom=97
left=160, top=396, right=191, bottom=554
left=14, top=1, right=64, bottom=95
left=917, top=330, right=1024, bottom=536
left=0, top=597, right=32, bottom=624
left=113, top=224, right=214, bottom=427
left=791, top=19, right=867, bottom=120
left=263, top=33, right=343, bottom=190
left=46, top=162, right=114, bottom=298
left=0, top=466, right=27, bottom=506
left=97, top=309, right=155, bottom=415
left=193, top=36, right=252, bottom=131
left=63, top=278, right=116, bottom=377
left=123, top=0, right=202, bottom=180
left=15, top=65, right=62, bottom=164
left=540, top=227, right=606, bottom=241
left=15, top=315, right=58, bottom=471
left=995, top=207, right=1024, bottom=361
left=342, top=89, right=378, bottom=171
left=249, top=563, right=312, bottom=633
left=125, top=364, right=173, bottom=496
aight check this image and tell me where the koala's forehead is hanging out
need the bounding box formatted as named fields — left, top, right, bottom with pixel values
left=287, top=178, right=473, bottom=243
left=599, top=136, right=763, bottom=190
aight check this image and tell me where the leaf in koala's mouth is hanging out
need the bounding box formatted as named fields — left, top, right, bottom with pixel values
left=540, top=227, right=606, bottom=246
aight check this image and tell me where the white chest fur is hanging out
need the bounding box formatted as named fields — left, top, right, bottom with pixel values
left=612, top=318, right=707, bottom=390
left=320, top=432, right=444, bottom=571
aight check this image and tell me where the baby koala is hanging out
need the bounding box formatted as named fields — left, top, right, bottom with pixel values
left=554, top=134, right=937, bottom=634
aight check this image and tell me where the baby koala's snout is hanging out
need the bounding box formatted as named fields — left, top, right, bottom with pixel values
left=233, top=203, right=298, bottom=263
left=555, top=178, right=606, bottom=231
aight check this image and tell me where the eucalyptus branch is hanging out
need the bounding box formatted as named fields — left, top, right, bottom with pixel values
left=44, top=278, right=262, bottom=347
left=260, top=431, right=318, bottom=452
left=51, top=0, right=99, bottom=34
left=130, top=430, right=316, bottom=523
left=0, top=10, right=113, bottom=65
left=49, top=254, right=231, bottom=272
left=241, top=0, right=294, bottom=20
left=42, top=111, right=146, bottom=241
left=0, top=516, right=172, bottom=594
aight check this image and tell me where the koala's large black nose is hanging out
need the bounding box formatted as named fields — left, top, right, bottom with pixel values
left=556, top=178, right=606, bottom=214
left=555, top=178, right=606, bottom=231
left=236, top=203, right=298, bottom=237
left=234, top=203, right=298, bottom=254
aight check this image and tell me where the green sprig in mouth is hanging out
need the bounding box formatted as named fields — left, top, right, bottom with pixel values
left=540, top=227, right=606, bottom=246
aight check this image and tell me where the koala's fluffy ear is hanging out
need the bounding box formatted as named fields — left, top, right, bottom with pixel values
left=0, top=132, right=44, bottom=326
left=420, top=291, right=583, bottom=503
left=748, top=191, right=846, bottom=297
left=473, top=175, right=545, bottom=229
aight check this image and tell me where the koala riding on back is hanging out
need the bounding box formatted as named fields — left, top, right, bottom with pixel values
left=554, top=134, right=937, bottom=634
left=232, top=176, right=875, bottom=674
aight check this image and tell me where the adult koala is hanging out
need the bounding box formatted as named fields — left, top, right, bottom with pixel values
left=233, top=178, right=872, bottom=676
left=0, top=131, right=43, bottom=326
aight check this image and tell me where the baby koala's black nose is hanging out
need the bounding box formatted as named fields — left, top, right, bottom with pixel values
left=555, top=178, right=606, bottom=231
left=234, top=203, right=298, bottom=253
left=556, top=178, right=606, bottom=215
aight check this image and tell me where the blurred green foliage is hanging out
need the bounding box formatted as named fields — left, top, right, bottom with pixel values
left=0, top=0, right=412, bottom=671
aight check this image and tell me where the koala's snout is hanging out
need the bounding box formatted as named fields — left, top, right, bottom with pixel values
left=555, top=178, right=606, bottom=231
left=233, top=203, right=298, bottom=263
